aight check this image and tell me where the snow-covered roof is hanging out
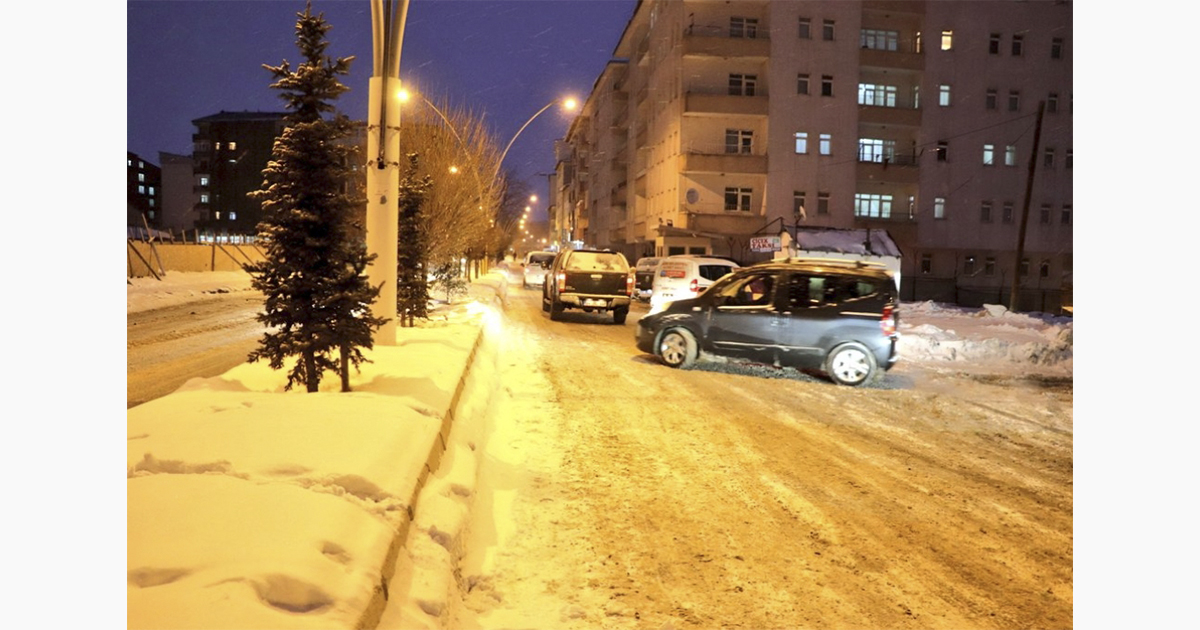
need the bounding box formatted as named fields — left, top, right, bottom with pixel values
left=783, top=227, right=903, bottom=258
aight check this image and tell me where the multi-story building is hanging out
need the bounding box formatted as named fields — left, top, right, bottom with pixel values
left=158, top=151, right=197, bottom=235
left=191, top=111, right=288, bottom=240
left=555, top=0, right=1072, bottom=310
left=127, top=151, right=162, bottom=229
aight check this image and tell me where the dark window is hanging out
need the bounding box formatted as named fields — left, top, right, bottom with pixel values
left=793, top=192, right=806, bottom=220
left=980, top=201, right=993, bottom=223
left=817, top=192, right=830, bottom=215
left=985, top=257, right=996, bottom=275
left=1051, top=37, right=1063, bottom=59
left=920, top=254, right=932, bottom=274
left=1012, top=34, right=1024, bottom=56
left=823, top=20, right=835, bottom=41
left=698, top=265, right=735, bottom=281
left=821, top=75, right=833, bottom=97
left=729, top=74, right=757, bottom=96
left=799, top=18, right=811, bottom=39
left=1008, top=90, right=1020, bottom=112
left=1048, top=93, right=1058, bottom=113
left=1002, top=202, right=1014, bottom=224
left=1040, top=204, right=1051, bottom=224
left=989, top=33, right=1001, bottom=55
left=797, top=73, right=809, bottom=95
left=1062, top=205, right=1072, bottom=225
left=936, top=141, right=948, bottom=162
left=1039, top=260, right=1051, bottom=278
left=964, top=256, right=976, bottom=275
left=986, top=89, right=997, bottom=110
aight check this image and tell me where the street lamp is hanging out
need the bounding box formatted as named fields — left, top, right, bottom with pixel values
left=491, top=97, right=578, bottom=184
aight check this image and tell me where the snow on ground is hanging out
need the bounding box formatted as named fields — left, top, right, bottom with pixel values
left=125, top=269, right=1072, bottom=629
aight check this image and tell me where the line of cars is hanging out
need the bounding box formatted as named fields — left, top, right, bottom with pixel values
left=512, top=250, right=900, bottom=386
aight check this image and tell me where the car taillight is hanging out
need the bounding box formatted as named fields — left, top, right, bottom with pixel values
left=689, top=278, right=699, bottom=293
left=556, top=273, right=566, bottom=292
left=627, top=273, right=635, bottom=296
left=881, top=304, right=897, bottom=336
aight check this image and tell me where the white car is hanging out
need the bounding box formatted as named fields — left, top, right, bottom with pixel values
left=521, top=251, right=557, bottom=288
left=648, top=255, right=740, bottom=313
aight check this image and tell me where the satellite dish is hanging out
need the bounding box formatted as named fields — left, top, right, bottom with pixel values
left=685, top=188, right=699, bottom=204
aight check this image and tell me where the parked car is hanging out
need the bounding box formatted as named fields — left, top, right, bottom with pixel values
left=522, top=251, right=557, bottom=288
left=635, top=258, right=900, bottom=386
left=648, top=255, right=740, bottom=313
left=542, top=249, right=634, bottom=324
left=632, top=256, right=662, bottom=301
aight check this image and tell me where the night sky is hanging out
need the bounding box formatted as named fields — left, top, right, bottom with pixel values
left=127, top=0, right=638, bottom=197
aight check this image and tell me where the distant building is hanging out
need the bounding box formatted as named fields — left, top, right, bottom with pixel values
left=191, top=111, right=288, bottom=240
left=158, top=151, right=196, bottom=235
left=127, top=151, right=162, bottom=229
left=556, top=0, right=1072, bottom=310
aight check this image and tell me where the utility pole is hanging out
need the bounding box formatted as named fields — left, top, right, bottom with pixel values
left=1009, top=100, right=1045, bottom=313
left=366, top=0, right=410, bottom=345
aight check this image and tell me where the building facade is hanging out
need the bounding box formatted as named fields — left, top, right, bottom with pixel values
left=554, top=0, right=1072, bottom=310
left=158, top=151, right=197, bottom=235
left=191, top=111, right=288, bottom=239
left=127, top=151, right=162, bottom=229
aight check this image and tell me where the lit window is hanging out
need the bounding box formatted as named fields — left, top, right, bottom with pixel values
left=858, top=138, right=896, bottom=163
left=983, top=144, right=995, bottom=165
left=934, top=197, right=946, bottom=219
left=819, top=133, right=832, bottom=155
left=149, top=186, right=156, bottom=195
left=793, top=192, right=806, bottom=220
left=200, top=194, right=210, bottom=203
left=858, top=83, right=897, bottom=107
left=127, top=159, right=132, bottom=167
left=138, top=185, right=145, bottom=194
left=794, top=132, right=808, bottom=154
left=215, top=142, right=221, bottom=151
left=823, top=20, right=835, bottom=41
left=138, top=173, right=145, bottom=182
left=199, top=175, right=209, bottom=186
left=214, top=211, right=221, bottom=220
left=938, top=84, right=951, bottom=106
left=148, top=209, right=155, bottom=218
left=940, top=30, right=953, bottom=51
left=228, top=141, right=237, bottom=151
left=229, top=211, right=238, bottom=220
left=854, top=193, right=893, bottom=218
left=1005, top=145, right=1017, bottom=166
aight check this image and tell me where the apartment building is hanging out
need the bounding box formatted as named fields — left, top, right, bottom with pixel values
left=191, top=111, right=288, bottom=240
left=127, top=151, right=162, bottom=229
left=555, top=0, right=1072, bottom=310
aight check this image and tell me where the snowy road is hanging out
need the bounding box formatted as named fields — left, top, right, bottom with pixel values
left=441, top=285, right=1073, bottom=629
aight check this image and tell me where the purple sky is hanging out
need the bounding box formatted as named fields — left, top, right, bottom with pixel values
left=127, top=0, right=637, bottom=198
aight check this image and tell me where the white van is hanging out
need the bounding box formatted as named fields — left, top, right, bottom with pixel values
left=521, top=251, right=557, bottom=288
left=648, top=255, right=740, bottom=313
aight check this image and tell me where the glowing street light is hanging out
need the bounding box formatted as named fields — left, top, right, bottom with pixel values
left=491, top=96, right=579, bottom=184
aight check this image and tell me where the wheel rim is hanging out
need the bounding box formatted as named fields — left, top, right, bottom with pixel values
left=830, top=347, right=871, bottom=384
left=660, top=332, right=687, bottom=366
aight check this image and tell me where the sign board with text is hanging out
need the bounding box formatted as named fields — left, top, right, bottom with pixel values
left=749, top=236, right=781, bottom=252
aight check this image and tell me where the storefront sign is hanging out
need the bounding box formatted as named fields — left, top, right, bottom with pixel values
left=749, top=236, right=781, bottom=252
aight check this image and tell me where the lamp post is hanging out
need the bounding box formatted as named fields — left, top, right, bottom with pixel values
left=491, top=97, right=578, bottom=185
left=366, top=0, right=410, bottom=345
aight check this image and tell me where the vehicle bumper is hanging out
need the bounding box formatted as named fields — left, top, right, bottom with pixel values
left=635, top=321, right=657, bottom=353
left=561, top=294, right=632, bottom=310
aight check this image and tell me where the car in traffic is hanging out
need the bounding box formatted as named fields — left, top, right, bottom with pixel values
left=632, top=256, right=662, bottom=301
left=542, top=249, right=634, bottom=324
left=635, top=258, right=900, bottom=386
left=648, top=255, right=740, bottom=313
left=521, top=251, right=557, bottom=288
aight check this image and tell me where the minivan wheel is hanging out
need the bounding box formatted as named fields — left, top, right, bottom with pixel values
left=658, top=328, right=697, bottom=368
left=825, top=343, right=878, bottom=386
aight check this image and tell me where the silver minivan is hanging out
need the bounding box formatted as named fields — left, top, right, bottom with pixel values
left=648, top=255, right=740, bottom=313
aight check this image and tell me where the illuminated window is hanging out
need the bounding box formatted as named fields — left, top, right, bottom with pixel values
left=229, top=211, right=238, bottom=220
left=854, top=193, right=893, bottom=218
left=200, top=194, right=210, bottom=203
left=858, top=138, right=896, bottom=163
left=940, top=30, right=953, bottom=51
left=794, top=132, right=808, bottom=154
left=199, top=175, right=209, bottom=186
left=138, top=173, right=145, bottom=182
left=819, top=133, right=832, bottom=155
left=1005, top=145, right=1017, bottom=166
left=228, top=141, right=237, bottom=151
left=934, top=197, right=946, bottom=219
left=793, top=192, right=806, bottom=220
left=858, top=83, right=896, bottom=107
left=138, top=185, right=145, bottom=194
left=938, top=84, right=951, bottom=106
left=983, top=144, right=995, bottom=165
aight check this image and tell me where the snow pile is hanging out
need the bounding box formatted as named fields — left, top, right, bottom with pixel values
left=897, top=301, right=1072, bottom=376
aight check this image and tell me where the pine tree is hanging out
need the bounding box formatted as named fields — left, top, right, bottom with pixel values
left=396, top=154, right=432, bottom=327
left=245, top=2, right=385, bottom=392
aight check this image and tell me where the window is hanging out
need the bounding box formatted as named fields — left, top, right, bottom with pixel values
left=860, top=29, right=899, bottom=51
left=730, top=17, right=758, bottom=38
left=934, top=197, right=946, bottom=219
left=799, top=18, right=811, bottom=39
left=817, top=192, right=830, bottom=215
left=138, top=172, right=145, bottom=182
left=215, top=142, right=222, bottom=151
left=1040, top=204, right=1051, bottom=224
left=985, top=257, right=996, bottom=276
left=724, top=187, right=752, bottom=211
left=940, top=30, right=953, bottom=50
left=983, top=144, right=995, bottom=165
left=989, top=33, right=1001, bottom=54
left=1040, top=260, right=1051, bottom=278
left=199, top=175, right=209, bottom=186
left=936, top=141, right=948, bottom=162
left=148, top=186, right=156, bottom=196
left=986, top=89, right=997, bottom=110
left=793, top=192, right=807, bottom=220
left=980, top=201, right=993, bottom=223
left=858, top=83, right=897, bottom=107
left=1044, top=148, right=1056, bottom=168
left=200, top=194, right=210, bottom=204
left=148, top=209, right=155, bottom=218
left=726, top=129, right=753, bottom=154
left=1011, top=34, right=1024, bottom=56
left=1020, top=258, right=1030, bottom=276
left=821, top=75, right=833, bottom=97
left=1008, top=90, right=1020, bottom=111
left=854, top=193, right=893, bottom=218
left=1062, top=204, right=1072, bottom=225
left=229, top=211, right=238, bottom=221
left=228, top=141, right=237, bottom=151
left=1005, top=145, right=1017, bottom=167
left=1051, top=37, right=1063, bottom=59
left=1048, top=93, right=1058, bottom=113
left=1002, top=202, right=1014, bottom=224
left=729, top=74, right=757, bottom=96
left=128, top=158, right=133, bottom=167
left=921, top=254, right=932, bottom=274
left=797, top=73, right=810, bottom=95
left=823, top=20, right=835, bottom=41
left=794, top=132, right=808, bottom=154
left=964, top=255, right=976, bottom=275
left=149, top=200, right=155, bottom=208
left=819, top=133, right=832, bottom=155
left=938, top=84, right=951, bottom=106
left=138, top=185, right=145, bottom=194
left=214, top=211, right=221, bottom=220
left=858, top=138, right=896, bottom=163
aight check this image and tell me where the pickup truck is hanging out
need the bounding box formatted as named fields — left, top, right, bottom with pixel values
left=542, top=249, right=635, bottom=324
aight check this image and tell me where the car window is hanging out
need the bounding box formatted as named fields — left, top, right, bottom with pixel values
left=529, top=253, right=555, bottom=266
left=714, top=273, right=775, bottom=306
left=566, top=252, right=628, bottom=272
left=697, top=264, right=736, bottom=282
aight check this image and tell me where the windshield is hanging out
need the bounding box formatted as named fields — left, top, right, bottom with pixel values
left=528, top=253, right=555, bottom=266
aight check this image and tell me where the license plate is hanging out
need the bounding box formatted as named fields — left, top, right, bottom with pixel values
left=584, top=299, right=606, bottom=307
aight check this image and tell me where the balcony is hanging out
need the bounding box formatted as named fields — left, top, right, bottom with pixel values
left=682, top=31, right=770, bottom=60
left=859, top=47, right=924, bottom=72
left=684, top=91, right=769, bottom=117
left=856, top=155, right=920, bottom=185
left=680, top=151, right=768, bottom=175
left=858, top=104, right=922, bottom=127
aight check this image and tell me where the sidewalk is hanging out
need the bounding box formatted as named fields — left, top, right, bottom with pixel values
left=127, top=274, right=508, bottom=630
